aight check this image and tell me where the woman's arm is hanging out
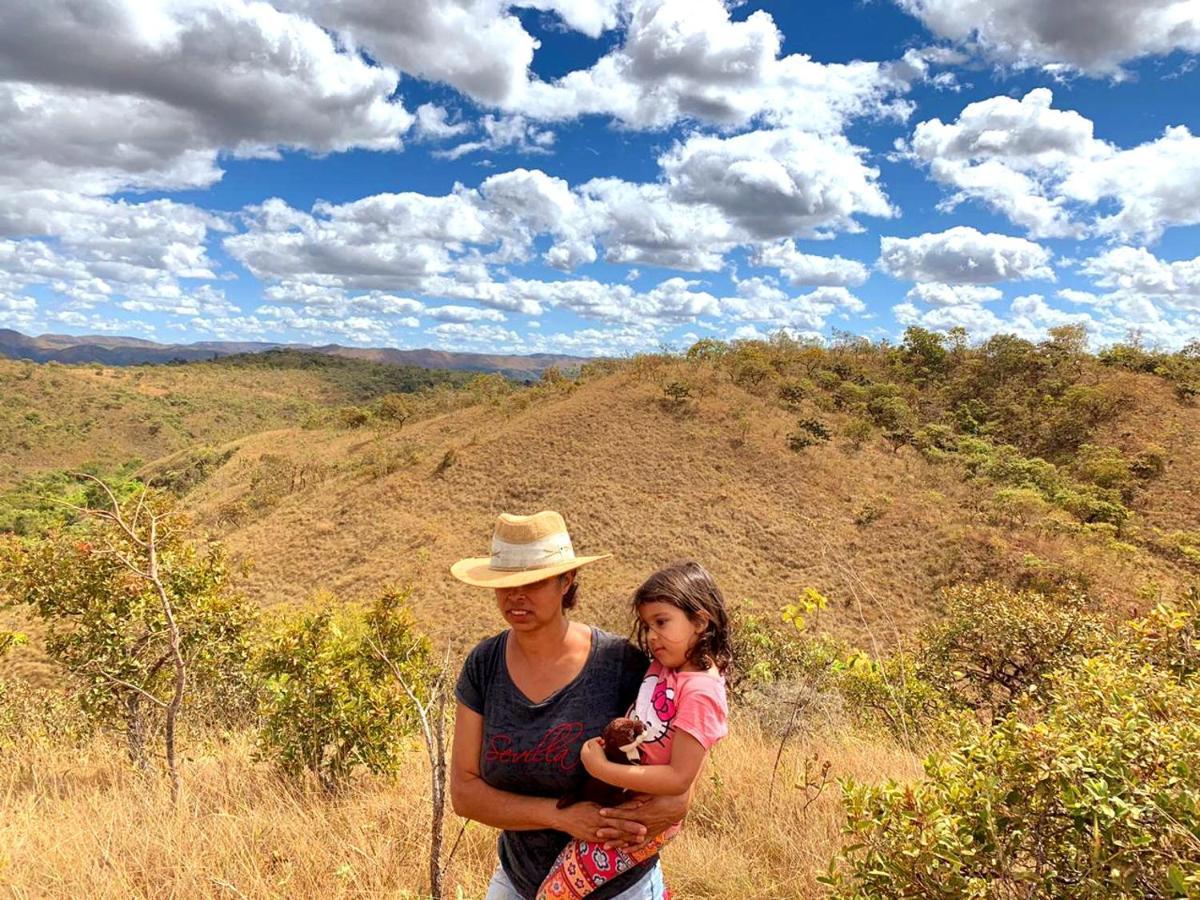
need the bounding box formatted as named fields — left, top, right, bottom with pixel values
left=580, top=731, right=707, bottom=796
left=450, top=702, right=648, bottom=843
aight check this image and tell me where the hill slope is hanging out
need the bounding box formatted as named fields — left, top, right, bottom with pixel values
left=182, top=357, right=1200, bottom=652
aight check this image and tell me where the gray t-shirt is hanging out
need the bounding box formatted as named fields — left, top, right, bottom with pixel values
left=456, top=627, right=652, bottom=900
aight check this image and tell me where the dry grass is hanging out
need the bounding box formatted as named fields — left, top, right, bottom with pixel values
left=0, top=719, right=919, bottom=899
left=0, top=358, right=342, bottom=490
left=184, top=360, right=1200, bottom=655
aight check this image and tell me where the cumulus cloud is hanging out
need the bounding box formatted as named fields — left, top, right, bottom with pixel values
left=879, top=227, right=1054, bottom=284
left=1080, top=246, right=1200, bottom=310
left=905, top=283, right=1004, bottom=306
left=750, top=240, right=870, bottom=287
left=1059, top=126, right=1200, bottom=243
left=0, top=0, right=413, bottom=196
left=906, top=88, right=1096, bottom=238
left=723, top=277, right=866, bottom=333
left=518, top=0, right=927, bottom=130
left=413, top=104, right=471, bottom=141
left=907, top=89, right=1200, bottom=243
left=426, top=305, right=508, bottom=323
left=894, top=292, right=1096, bottom=341
left=578, top=179, right=738, bottom=271
left=895, top=0, right=1200, bottom=77
left=437, top=115, right=556, bottom=160
left=660, top=129, right=895, bottom=240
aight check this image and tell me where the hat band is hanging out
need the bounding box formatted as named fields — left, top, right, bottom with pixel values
left=490, top=531, right=576, bottom=571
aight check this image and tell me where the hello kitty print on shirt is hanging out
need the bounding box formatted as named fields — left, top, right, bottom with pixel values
left=626, top=660, right=729, bottom=768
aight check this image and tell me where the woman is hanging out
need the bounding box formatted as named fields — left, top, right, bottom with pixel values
left=451, top=511, right=690, bottom=899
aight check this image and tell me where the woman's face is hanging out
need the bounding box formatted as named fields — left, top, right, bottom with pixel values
left=495, top=572, right=571, bottom=631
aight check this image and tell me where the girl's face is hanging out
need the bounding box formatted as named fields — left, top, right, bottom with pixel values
left=638, top=600, right=709, bottom=670
left=494, top=573, right=571, bottom=631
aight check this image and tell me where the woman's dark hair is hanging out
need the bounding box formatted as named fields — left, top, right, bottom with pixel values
left=632, top=560, right=732, bottom=673
left=561, top=572, right=580, bottom=610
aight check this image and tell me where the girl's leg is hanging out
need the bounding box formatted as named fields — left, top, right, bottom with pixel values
left=536, top=825, right=679, bottom=900
left=484, top=864, right=526, bottom=900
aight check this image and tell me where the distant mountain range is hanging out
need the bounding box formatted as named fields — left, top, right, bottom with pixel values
left=0, top=328, right=590, bottom=376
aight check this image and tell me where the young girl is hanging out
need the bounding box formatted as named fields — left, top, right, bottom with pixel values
left=537, top=561, right=732, bottom=900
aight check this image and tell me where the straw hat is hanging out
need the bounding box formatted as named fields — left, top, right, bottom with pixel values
left=450, top=510, right=610, bottom=588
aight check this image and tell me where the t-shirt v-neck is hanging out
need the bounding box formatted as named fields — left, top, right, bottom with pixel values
left=501, top=625, right=597, bottom=707
left=456, top=627, right=651, bottom=900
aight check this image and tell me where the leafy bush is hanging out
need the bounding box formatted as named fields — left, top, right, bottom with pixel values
left=0, top=492, right=260, bottom=764
left=0, top=462, right=144, bottom=535
left=787, top=418, right=832, bottom=452
left=685, top=338, right=729, bottom=361
left=337, top=406, right=373, bottom=429
left=255, top=588, right=433, bottom=791
left=840, top=417, right=874, bottom=451
left=918, top=583, right=1106, bottom=722
left=825, top=594, right=1200, bottom=899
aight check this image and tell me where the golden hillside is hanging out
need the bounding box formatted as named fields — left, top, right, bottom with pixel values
left=180, top=351, right=1200, bottom=652
left=0, top=352, right=471, bottom=490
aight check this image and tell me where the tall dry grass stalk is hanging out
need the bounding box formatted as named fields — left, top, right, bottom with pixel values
left=0, top=719, right=919, bottom=898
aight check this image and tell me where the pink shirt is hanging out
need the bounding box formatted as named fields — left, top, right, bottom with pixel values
left=626, top=660, right=729, bottom=766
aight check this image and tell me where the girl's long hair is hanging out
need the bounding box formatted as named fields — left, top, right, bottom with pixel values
left=632, top=560, right=733, bottom=674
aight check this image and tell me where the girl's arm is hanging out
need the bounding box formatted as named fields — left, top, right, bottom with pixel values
left=580, top=730, right=707, bottom=797
left=450, top=703, right=649, bottom=843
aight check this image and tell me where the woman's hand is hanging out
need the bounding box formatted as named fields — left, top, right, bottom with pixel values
left=596, top=793, right=688, bottom=850
left=579, top=737, right=608, bottom=778
left=554, top=801, right=637, bottom=843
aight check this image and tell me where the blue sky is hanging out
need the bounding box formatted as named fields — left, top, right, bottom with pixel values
left=1, top=0, right=1199, bottom=356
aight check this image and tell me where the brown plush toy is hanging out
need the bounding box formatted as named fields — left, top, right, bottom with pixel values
left=557, top=717, right=646, bottom=809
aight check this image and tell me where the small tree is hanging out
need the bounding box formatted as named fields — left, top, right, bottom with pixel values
left=368, top=591, right=453, bottom=900
left=256, top=588, right=433, bottom=792
left=0, top=478, right=258, bottom=802
left=787, top=418, right=832, bottom=452
left=378, top=393, right=414, bottom=427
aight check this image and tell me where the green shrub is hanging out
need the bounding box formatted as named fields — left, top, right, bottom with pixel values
left=255, top=588, right=433, bottom=791
left=1131, top=444, right=1168, bottom=480
left=1073, top=444, right=1134, bottom=498
left=685, top=338, right=729, bottom=361
left=919, top=583, right=1106, bottom=722
left=787, top=418, right=832, bottom=452
left=825, top=595, right=1200, bottom=899
left=840, top=417, right=874, bottom=451
left=337, top=406, right=373, bottom=428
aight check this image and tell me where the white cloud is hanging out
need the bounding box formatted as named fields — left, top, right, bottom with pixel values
left=723, top=277, right=866, bottom=332
left=413, top=104, right=471, bottom=141
left=660, top=129, right=895, bottom=240
left=438, top=115, right=556, bottom=160
left=879, top=227, right=1054, bottom=284
left=750, top=240, right=870, bottom=287
left=578, top=179, right=738, bottom=271
left=1080, top=246, right=1200, bottom=310
left=907, top=89, right=1200, bottom=243
left=905, top=283, right=1004, bottom=306
left=479, top=168, right=597, bottom=270
left=426, top=305, right=508, bottom=323
left=895, top=0, right=1200, bottom=77
left=517, top=0, right=926, bottom=130
left=0, top=0, right=413, bottom=196
left=1059, top=126, right=1200, bottom=243
left=907, top=88, right=1097, bottom=238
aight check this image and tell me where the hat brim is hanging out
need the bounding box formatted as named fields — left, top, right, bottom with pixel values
left=450, top=553, right=611, bottom=588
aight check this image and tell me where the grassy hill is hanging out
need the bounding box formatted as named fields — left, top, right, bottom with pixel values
left=3, top=329, right=1200, bottom=897
left=171, top=338, right=1200, bottom=656
left=0, top=351, right=474, bottom=492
